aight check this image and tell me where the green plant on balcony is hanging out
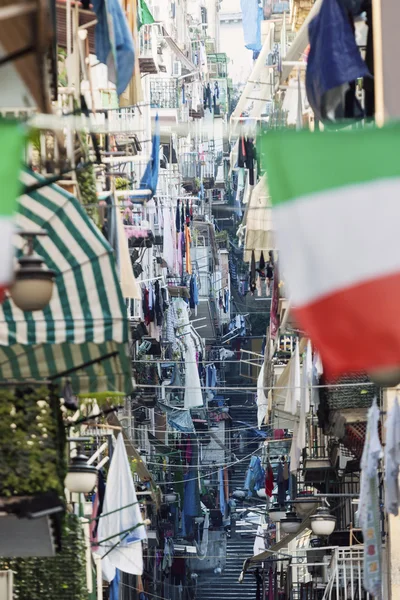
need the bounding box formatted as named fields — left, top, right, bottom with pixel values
left=0, top=386, right=66, bottom=497
left=0, top=513, right=87, bottom=600
left=115, top=177, right=131, bottom=190
left=215, top=230, right=229, bottom=248
left=57, top=47, right=68, bottom=88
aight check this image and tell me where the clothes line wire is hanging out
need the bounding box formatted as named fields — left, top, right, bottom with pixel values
left=139, top=445, right=273, bottom=469
left=137, top=436, right=270, bottom=457
left=133, top=447, right=262, bottom=483
left=133, top=381, right=378, bottom=392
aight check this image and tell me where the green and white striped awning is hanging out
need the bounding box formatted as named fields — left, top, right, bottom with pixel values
left=0, top=169, right=133, bottom=395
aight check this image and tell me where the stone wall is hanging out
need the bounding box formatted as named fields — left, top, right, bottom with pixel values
left=290, top=0, right=314, bottom=31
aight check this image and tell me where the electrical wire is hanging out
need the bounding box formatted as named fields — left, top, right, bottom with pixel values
left=129, top=423, right=274, bottom=434
left=133, top=381, right=376, bottom=392
left=139, top=446, right=262, bottom=471
left=133, top=359, right=264, bottom=364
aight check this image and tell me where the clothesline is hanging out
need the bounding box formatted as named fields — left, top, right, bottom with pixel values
left=134, top=381, right=378, bottom=392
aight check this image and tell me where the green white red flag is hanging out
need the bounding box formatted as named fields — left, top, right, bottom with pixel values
left=0, top=121, right=25, bottom=303
left=260, top=124, right=400, bottom=379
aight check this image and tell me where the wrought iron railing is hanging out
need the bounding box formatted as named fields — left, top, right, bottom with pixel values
left=180, top=152, right=200, bottom=180
left=200, top=150, right=215, bottom=180
left=150, top=78, right=179, bottom=109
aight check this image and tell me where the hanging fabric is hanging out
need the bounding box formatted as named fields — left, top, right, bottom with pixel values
left=185, top=224, right=192, bottom=275
left=140, top=114, right=160, bottom=195
left=284, top=342, right=301, bottom=415
left=92, top=0, right=135, bottom=95
left=159, top=402, right=195, bottom=433
left=257, top=361, right=268, bottom=428
left=385, top=397, right=400, bottom=516
left=162, top=205, right=176, bottom=272
left=265, top=460, right=274, bottom=498
left=359, top=399, right=382, bottom=598
left=117, top=208, right=141, bottom=300
left=240, top=0, right=263, bottom=51
left=305, top=0, right=369, bottom=123
left=96, top=434, right=147, bottom=580
left=250, top=250, right=256, bottom=293
left=301, top=340, right=313, bottom=413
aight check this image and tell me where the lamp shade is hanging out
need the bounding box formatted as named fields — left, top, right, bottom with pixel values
left=292, top=495, right=319, bottom=518
left=310, top=507, right=336, bottom=536
left=163, top=493, right=177, bottom=503
left=10, top=253, right=55, bottom=312
left=269, top=503, right=286, bottom=523
left=368, top=366, right=400, bottom=387
left=65, top=454, right=98, bottom=493
left=232, top=489, right=246, bottom=499
left=280, top=510, right=302, bottom=534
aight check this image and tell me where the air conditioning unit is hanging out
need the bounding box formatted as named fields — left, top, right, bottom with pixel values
left=172, top=61, right=182, bottom=77
left=0, top=571, right=13, bottom=600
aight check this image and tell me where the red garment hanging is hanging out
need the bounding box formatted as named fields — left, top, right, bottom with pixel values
left=265, top=463, right=274, bottom=497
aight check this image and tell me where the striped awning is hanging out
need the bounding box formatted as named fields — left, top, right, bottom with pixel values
left=0, top=170, right=133, bottom=395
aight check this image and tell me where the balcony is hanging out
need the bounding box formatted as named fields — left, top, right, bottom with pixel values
left=138, top=24, right=160, bottom=74
left=290, top=546, right=372, bottom=599
left=150, top=77, right=179, bottom=110
left=318, top=375, right=382, bottom=460
left=207, top=53, right=228, bottom=79
left=302, top=420, right=333, bottom=484
left=200, top=151, right=215, bottom=188
left=180, top=152, right=200, bottom=188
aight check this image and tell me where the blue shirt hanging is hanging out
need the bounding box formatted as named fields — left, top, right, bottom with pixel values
left=240, top=0, right=263, bottom=52
left=306, top=0, right=370, bottom=122
left=92, top=0, right=135, bottom=96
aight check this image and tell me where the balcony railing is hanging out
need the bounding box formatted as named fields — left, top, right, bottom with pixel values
left=320, top=374, right=379, bottom=411
left=200, top=150, right=215, bottom=184
left=180, top=152, right=200, bottom=180
left=150, top=78, right=179, bottom=109
left=138, top=24, right=160, bottom=73
left=207, top=53, right=228, bottom=78
left=322, top=547, right=372, bottom=600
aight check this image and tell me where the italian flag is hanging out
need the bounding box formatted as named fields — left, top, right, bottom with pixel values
left=260, top=124, right=400, bottom=379
left=0, top=121, right=25, bottom=303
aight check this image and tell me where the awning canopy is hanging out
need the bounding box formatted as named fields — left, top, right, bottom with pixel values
left=161, top=27, right=198, bottom=73
left=0, top=170, right=133, bottom=395
left=244, top=175, right=275, bottom=262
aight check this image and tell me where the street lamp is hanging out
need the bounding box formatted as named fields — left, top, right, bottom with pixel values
left=280, top=510, right=302, bottom=534
left=368, top=366, right=400, bottom=388
left=9, top=230, right=55, bottom=312
left=310, top=506, right=336, bottom=537
left=65, top=454, right=98, bottom=493
left=268, top=503, right=286, bottom=523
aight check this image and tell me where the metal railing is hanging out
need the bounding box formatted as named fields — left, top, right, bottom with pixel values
left=200, top=150, right=215, bottom=180
left=322, top=547, right=371, bottom=600
left=150, top=78, right=179, bottom=109
left=180, top=152, right=200, bottom=180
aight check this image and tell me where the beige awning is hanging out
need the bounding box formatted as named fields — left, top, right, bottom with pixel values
left=162, top=27, right=198, bottom=73
left=244, top=175, right=275, bottom=262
